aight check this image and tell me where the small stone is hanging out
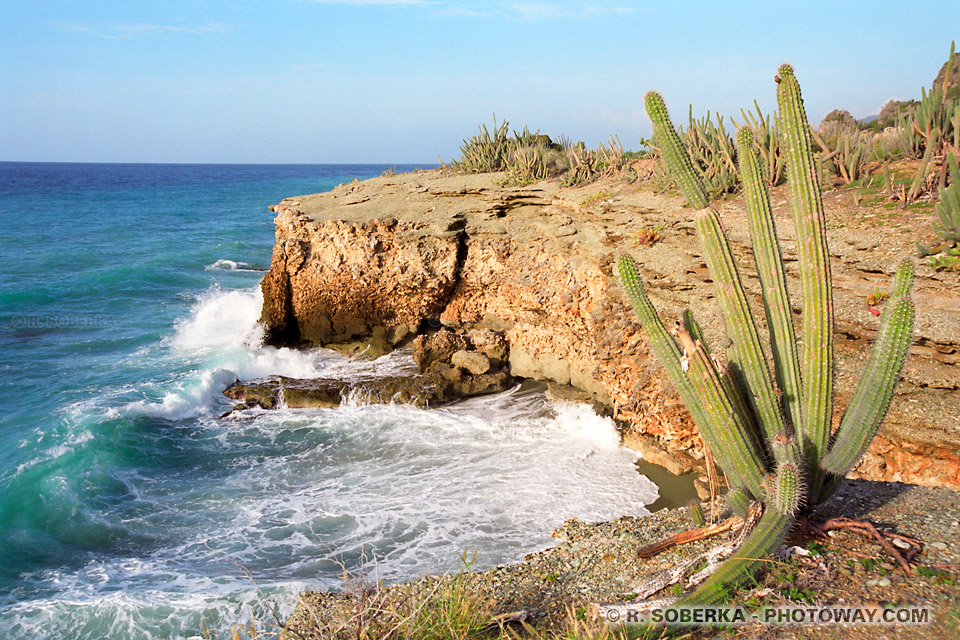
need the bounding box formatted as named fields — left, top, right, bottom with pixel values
left=930, top=542, right=948, bottom=550
left=877, top=578, right=892, bottom=587
left=839, top=568, right=853, bottom=577
left=451, top=350, right=491, bottom=375
left=951, top=521, right=959, bottom=527
left=891, top=538, right=911, bottom=550
left=866, top=579, right=878, bottom=587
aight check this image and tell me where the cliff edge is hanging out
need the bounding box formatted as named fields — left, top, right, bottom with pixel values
left=259, top=169, right=960, bottom=489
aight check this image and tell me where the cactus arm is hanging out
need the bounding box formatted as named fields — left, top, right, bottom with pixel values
left=683, top=341, right=768, bottom=498
left=695, top=208, right=788, bottom=443
left=681, top=507, right=794, bottom=606
left=617, top=256, right=715, bottom=435
left=619, top=256, right=767, bottom=496
left=822, top=262, right=915, bottom=477
left=771, top=433, right=804, bottom=515
left=645, top=91, right=710, bottom=210
left=726, top=485, right=753, bottom=518
left=777, top=64, right=834, bottom=483
left=737, top=128, right=804, bottom=434
left=684, top=310, right=767, bottom=459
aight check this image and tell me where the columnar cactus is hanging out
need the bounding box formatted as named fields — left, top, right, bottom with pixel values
left=619, top=66, right=915, bottom=604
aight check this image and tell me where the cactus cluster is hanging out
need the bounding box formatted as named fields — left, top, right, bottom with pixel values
left=620, top=65, right=915, bottom=604
left=918, top=152, right=960, bottom=263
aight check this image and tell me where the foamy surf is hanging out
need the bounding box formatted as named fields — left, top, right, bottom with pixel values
left=122, top=286, right=336, bottom=420
left=3, top=275, right=659, bottom=640
left=2, top=388, right=656, bottom=640
left=205, top=258, right=264, bottom=272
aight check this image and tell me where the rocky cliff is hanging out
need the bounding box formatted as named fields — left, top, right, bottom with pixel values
left=259, top=169, right=960, bottom=489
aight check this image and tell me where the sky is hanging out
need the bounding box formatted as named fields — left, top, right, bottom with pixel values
left=1, top=1, right=958, bottom=164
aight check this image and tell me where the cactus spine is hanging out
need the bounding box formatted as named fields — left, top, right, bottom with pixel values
left=624, top=64, right=915, bottom=609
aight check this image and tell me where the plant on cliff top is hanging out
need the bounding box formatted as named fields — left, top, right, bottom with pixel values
left=618, top=65, right=915, bottom=608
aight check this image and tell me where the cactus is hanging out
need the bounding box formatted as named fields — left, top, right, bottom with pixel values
left=623, top=65, right=915, bottom=608
left=688, top=501, right=706, bottom=527
left=726, top=486, right=752, bottom=518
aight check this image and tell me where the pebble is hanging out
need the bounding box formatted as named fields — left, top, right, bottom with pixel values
left=839, top=568, right=853, bottom=577
left=877, top=578, right=892, bottom=587
left=892, top=538, right=911, bottom=550
left=866, top=579, right=878, bottom=587
left=930, top=542, right=948, bottom=550
left=951, top=521, right=959, bottom=527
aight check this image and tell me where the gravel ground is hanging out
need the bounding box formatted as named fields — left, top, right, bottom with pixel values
left=287, top=479, right=958, bottom=639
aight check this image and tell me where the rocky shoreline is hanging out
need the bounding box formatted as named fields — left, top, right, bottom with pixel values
left=285, top=480, right=960, bottom=639
left=253, top=168, right=959, bottom=490
left=243, top=168, right=960, bottom=637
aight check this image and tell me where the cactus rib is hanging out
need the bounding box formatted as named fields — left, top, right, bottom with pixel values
left=777, top=64, right=834, bottom=488
left=737, top=128, right=804, bottom=434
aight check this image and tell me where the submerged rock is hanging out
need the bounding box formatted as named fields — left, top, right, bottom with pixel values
left=224, top=329, right=514, bottom=411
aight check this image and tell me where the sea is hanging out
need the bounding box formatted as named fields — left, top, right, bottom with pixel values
left=0, top=162, right=659, bottom=639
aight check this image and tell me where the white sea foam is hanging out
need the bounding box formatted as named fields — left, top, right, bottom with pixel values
left=13, top=282, right=663, bottom=640
left=123, top=287, right=335, bottom=420
left=205, top=258, right=262, bottom=272
left=5, top=380, right=659, bottom=640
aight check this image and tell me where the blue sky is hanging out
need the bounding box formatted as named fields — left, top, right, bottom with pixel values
left=1, top=1, right=958, bottom=163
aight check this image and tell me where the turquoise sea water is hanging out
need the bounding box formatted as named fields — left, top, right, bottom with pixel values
left=0, top=162, right=658, bottom=639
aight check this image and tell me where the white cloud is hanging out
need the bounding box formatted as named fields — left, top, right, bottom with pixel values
left=433, top=5, right=491, bottom=17
left=54, top=22, right=232, bottom=39
left=308, top=0, right=439, bottom=5
left=506, top=2, right=634, bottom=21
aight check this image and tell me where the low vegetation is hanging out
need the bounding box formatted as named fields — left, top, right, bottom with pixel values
left=450, top=118, right=646, bottom=187
left=452, top=44, right=960, bottom=266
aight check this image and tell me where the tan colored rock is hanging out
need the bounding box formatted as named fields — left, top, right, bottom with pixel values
left=258, top=169, right=960, bottom=489
left=451, top=350, right=491, bottom=375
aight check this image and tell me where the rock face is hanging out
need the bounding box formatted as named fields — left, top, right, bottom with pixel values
left=258, top=169, right=960, bottom=489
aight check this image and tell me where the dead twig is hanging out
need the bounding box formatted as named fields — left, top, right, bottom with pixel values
left=637, top=517, right=739, bottom=559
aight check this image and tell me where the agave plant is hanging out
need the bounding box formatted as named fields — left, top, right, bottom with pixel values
left=618, top=65, right=915, bottom=605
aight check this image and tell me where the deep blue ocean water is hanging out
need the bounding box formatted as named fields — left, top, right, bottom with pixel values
left=0, top=162, right=657, bottom=639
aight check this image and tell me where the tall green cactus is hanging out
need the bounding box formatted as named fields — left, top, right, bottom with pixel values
left=620, top=66, right=915, bottom=608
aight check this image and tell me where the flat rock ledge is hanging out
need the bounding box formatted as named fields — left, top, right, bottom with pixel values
left=257, top=169, right=960, bottom=490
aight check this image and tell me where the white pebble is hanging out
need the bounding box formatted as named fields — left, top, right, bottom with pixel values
left=930, top=542, right=948, bottom=550
left=891, top=538, right=911, bottom=550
